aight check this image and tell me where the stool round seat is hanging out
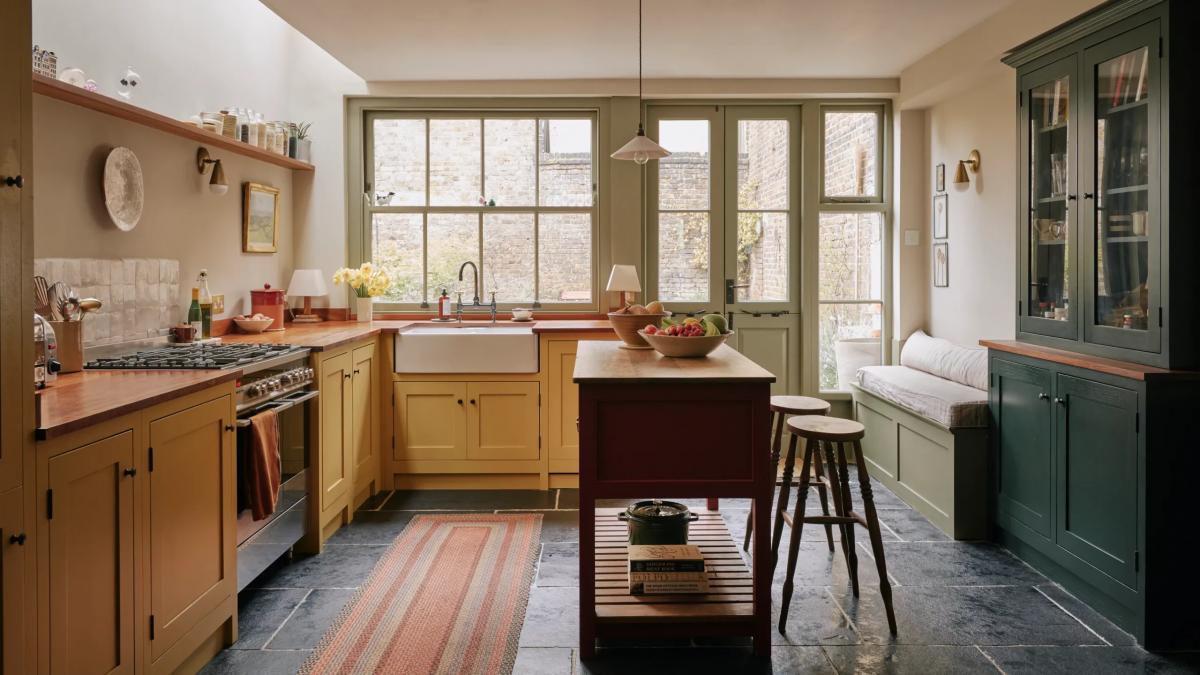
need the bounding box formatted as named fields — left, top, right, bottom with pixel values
left=770, top=395, right=831, bottom=416
left=787, top=415, right=865, bottom=441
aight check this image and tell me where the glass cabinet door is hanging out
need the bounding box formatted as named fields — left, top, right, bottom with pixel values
left=1020, top=58, right=1078, bottom=340
left=1083, top=24, right=1160, bottom=353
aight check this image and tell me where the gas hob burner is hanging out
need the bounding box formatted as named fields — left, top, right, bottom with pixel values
left=85, top=343, right=305, bottom=371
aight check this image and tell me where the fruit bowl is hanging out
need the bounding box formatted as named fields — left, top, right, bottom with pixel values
left=608, top=312, right=667, bottom=349
left=234, top=316, right=275, bottom=334
left=637, top=329, right=733, bottom=358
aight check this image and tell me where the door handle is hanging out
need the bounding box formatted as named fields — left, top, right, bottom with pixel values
left=725, top=279, right=749, bottom=304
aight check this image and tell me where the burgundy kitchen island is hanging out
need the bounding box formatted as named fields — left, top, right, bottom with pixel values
left=573, top=341, right=775, bottom=658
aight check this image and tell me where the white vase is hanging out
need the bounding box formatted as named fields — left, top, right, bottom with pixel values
left=834, top=337, right=881, bottom=390
left=355, top=296, right=373, bottom=322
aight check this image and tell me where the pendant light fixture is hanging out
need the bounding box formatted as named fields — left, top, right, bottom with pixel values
left=611, top=0, right=670, bottom=164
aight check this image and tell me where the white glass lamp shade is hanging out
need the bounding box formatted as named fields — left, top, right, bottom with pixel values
left=287, top=269, right=328, bottom=298
left=611, top=126, right=670, bottom=165
left=605, top=264, right=641, bottom=293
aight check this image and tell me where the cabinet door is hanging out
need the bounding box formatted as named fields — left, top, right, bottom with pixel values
left=991, top=359, right=1054, bottom=540
left=47, top=430, right=136, bottom=675
left=146, top=396, right=235, bottom=664
left=1, top=487, right=27, bottom=675
left=467, top=382, right=540, bottom=461
left=320, top=352, right=353, bottom=509
left=1018, top=55, right=1080, bottom=340
left=1081, top=21, right=1162, bottom=354
left=394, top=382, right=467, bottom=460
left=1055, top=374, right=1139, bottom=588
left=351, top=343, right=378, bottom=497
left=547, top=341, right=580, bottom=473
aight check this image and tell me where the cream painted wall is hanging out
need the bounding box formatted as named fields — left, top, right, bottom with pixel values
left=32, top=0, right=365, bottom=312
left=925, top=71, right=1017, bottom=345
left=892, top=108, right=929, bottom=356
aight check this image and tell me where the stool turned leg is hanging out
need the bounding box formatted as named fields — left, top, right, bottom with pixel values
left=770, top=433, right=801, bottom=574
left=748, top=411, right=786, bottom=552
left=778, top=437, right=815, bottom=633
left=822, top=440, right=853, bottom=578
left=851, top=439, right=898, bottom=634
left=812, top=450, right=836, bottom=552
left=833, top=440, right=860, bottom=597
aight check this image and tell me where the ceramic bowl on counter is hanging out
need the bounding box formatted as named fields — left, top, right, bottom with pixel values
left=637, top=329, right=732, bottom=358
left=608, top=312, right=667, bottom=349
left=233, top=316, right=275, bottom=334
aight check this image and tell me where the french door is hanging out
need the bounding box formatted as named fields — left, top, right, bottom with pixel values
left=646, top=105, right=801, bottom=394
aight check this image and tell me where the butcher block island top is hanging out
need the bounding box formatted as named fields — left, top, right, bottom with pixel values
left=572, top=341, right=775, bottom=383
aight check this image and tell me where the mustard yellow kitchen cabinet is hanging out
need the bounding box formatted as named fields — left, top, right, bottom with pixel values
left=1, top=486, right=28, bottom=675
left=351, top=342, right=379, bottom=504
left=467, top=382, right=540, bottom=461
left=143, top=395, right=236, bottom=673
left=318, top=350, right=354, bottom=529
left=546, top=341, right=582, bottom=474
left=44, top=428, right=137, bottom=675
left=393, top=382, right=468, bottom=461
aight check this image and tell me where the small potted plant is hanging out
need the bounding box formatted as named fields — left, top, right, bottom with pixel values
left=291, top=122, right=312, bottom=162
left=333, top=263, right=390, bottom=322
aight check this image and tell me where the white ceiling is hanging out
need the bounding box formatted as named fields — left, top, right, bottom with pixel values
left=261, top=0, right=1013, bottom=83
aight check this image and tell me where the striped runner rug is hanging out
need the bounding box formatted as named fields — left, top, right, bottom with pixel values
left=300, top=513, right=543, bottom=675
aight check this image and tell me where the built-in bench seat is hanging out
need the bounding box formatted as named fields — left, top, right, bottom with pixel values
left=849, top=331, right=989, bottom=539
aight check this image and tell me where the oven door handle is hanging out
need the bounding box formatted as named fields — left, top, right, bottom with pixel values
left=236, top=390, right=320, bottom=427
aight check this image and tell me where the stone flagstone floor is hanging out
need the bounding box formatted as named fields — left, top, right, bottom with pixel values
left=201, top=484, right=1200, bottom=674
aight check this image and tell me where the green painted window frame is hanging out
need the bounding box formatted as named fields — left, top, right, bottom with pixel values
left=346, top=98, right=612, bottom=313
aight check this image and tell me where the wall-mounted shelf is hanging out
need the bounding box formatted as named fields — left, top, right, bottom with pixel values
left=32, top=73, right=315, bottom=172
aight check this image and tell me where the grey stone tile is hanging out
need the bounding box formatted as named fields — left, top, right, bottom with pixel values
left=255, top=544, right=388, bottom=589
left=198, top=647, right=310, bottom=675
left=518, top=587, right=579, bottom=648
left=981, top=646, right=1200, bottom=675
left=774, top=541, right=884, bottom=589
left=382, top=489, right=557, bottom=510
left=510, top=510, right=578, bottom=543
left=557, top=489, right=579, bottom=509
left=513, top=647, right=575, bottom=675
left=266, top=588, right=356, bottom=650
left=536, top=542, right=579, bottom=587
left=724, top=508, right=899, bottom=553
left=876, top=508, right=953, bottom=543
left=1034, top=583, right=1138, bottom=647
left=832, top=585, right=1108, bottom=646
left=576, top=646, right=832, bottom=674
left=877, top=542, right=1045, bottom=587
left=232, top=588, right=310, bottom=650
left=848, top=479, right=912, bottom=510
left=774, top=587, right=863, bottom=647
left=822, top=645, right=999, bottom=674
left=324, top=510, right=415, bottom=545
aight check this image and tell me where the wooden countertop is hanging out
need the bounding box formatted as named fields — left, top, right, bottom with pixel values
left=979, top=339, right=1200, bottom=381
left=573, top=341, right=775, bottom=383
left=36, top=369, right=240, bottom=441
left=220, top=319, right=612, bottom=348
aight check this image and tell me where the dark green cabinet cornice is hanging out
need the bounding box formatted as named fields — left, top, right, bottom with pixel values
left=1002, top=0, right=1162, bottom=68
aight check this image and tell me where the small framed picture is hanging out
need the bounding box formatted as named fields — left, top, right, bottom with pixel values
left=243, top=182, right=280, bottom=253
left=933, top=242, right=949, bottom=287
left=935, top=163, right=946, bottom=193
left=933, top=193, right=949, bottom=239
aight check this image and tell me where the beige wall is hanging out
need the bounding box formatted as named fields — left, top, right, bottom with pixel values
left=924, top=72, right=1017, bottom=345
left=32, top=95, right=294, bottom=318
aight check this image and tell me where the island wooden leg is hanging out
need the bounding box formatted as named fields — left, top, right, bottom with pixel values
left=579, top=482, right=596, bottom=659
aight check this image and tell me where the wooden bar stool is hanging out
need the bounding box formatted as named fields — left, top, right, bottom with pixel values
left=777, top=415, right=897, bottom=635
left=744, top=396, right=835, bottom=557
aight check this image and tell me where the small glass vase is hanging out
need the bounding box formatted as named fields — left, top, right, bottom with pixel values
left=355, top=296, right=373, bottom=323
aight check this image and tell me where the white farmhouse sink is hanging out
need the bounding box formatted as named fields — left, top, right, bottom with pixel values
left=394, top=325, right=538, bottom=373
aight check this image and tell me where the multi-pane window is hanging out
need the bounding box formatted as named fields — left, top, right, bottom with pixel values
left=367, top=114, right=596, bottom=307
left=818, top=108, right=887, bottom=391
left=736, top=119, right=790, bottom=302
left=655, top=119, right=712, bottom=303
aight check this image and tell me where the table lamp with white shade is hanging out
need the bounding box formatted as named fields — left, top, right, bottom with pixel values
left=605, top=264, right=641, bottom=309
left=288, top=269, right=327, bottom=323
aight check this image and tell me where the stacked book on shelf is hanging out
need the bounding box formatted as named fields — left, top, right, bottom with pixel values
left=1042, top=78, right=1070, bottom=128
left=1108, top=49, right=1149, bottom=108
left=628, top=545, right=710, bottom=595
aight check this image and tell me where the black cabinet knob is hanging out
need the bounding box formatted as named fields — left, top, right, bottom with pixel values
left=457, top=399, right=463, bottom=405
left=8, top=533, right=26, bottom=545
left=2, top=175, right=23, bottom=188
left=1067, top=194, right=1077, bottom=201
left=1038, top=392, right=1049, bottom=400
left=224, top=424, right=235, bottom=432
left=124, top=467, right=137, bottom=477
left=1054, top=397, right=1067, bottom=406
left=469, top=399, right=476, bottom=405
left=1083, top=192, right=1095, bottom=199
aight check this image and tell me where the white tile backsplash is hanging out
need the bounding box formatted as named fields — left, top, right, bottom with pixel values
left=35, top=257, right=182, bottom=347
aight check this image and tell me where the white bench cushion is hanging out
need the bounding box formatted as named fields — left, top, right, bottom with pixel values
left=900, top=330, right=988, bottom=390
left=856, top=365, right=988, bottom=429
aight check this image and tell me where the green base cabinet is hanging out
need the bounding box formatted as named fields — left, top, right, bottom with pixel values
left=988, top=348, right=1198, bottom=649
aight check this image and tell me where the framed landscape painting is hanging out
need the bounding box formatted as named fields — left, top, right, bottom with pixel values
left=243, top=182, right=280, bottom=253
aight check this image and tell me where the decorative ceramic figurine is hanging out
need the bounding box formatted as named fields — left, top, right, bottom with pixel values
left=117, top=65, right=140, bottom=100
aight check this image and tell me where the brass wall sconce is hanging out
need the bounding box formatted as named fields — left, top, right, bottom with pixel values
left=954, top=149, right=981, bottom=185
left=196, top=147, right=228, bottom=195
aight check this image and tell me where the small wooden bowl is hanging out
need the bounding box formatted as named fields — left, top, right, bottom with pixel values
left=607, top=312, right=667, bottom=349
left=638, top=329, right=733, bottom=358
left=234, top=317, right=275, bottom=334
